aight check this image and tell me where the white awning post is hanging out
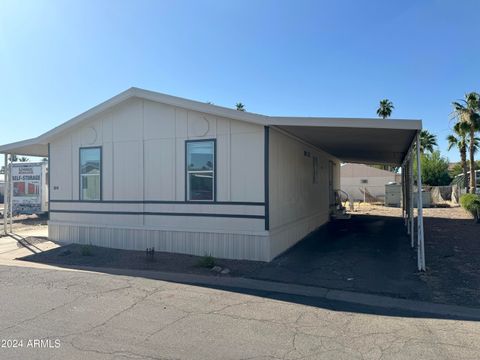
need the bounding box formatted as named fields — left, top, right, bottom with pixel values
left=416, top=134, right=426, bottom=271
left=402, top=165, right=407, bottom=225
left=401, top=165, right=404, bottom=222
left=405, top=162, right=410, bottom=233
left=3, top=153, right=7, bottom=235
left=8, top=155, right=13, bottom=233
left=409, top=154, right=414, bottom=248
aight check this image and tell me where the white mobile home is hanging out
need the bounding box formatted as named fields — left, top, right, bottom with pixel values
left=0, top=88, right=424, bottom=265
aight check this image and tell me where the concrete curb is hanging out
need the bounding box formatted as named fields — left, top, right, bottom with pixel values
left=6, top=259, right=478, bottom=321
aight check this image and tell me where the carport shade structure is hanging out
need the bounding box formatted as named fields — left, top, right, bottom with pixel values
left=0, top=88, right=425, bottom=270
left=267, top=116, right=425, bottom=271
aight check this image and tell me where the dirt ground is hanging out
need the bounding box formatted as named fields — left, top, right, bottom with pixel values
left=0, top=213, right=48, bottom=233
left=353, top=204, right=480, bottom=306
left=351, top=202, right=473, bottom=220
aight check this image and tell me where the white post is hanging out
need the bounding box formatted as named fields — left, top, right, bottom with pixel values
left=8, top=155, right=13, bottom=233
left=409, top=155, right=414, bottom=248
left=416, top=134, right=426, bottom=271
left=401, top=165, right=404, bottom=221
left=3, top=153, right=7, bottom=235
left=402, top=165, right=407, bottom=225
left=405, top=165, right=409, bottom=226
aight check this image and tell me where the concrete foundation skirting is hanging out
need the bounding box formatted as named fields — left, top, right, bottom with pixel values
left=49, top=222, right=270, bottom=262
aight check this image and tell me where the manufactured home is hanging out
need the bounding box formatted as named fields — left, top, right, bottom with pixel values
left=0, top=88, right=425, bottom=267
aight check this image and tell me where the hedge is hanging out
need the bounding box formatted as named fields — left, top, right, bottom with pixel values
left=460, top=194, right=480, bottom=220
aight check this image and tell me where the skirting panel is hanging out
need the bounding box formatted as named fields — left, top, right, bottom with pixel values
left=268, top=211, right=329, bottom=260
left=49, top=222, right=270, bottom=261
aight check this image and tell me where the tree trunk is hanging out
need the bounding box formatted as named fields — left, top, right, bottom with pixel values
left=470, top=127, right=476, bottom=194
left=461, top=146, right=469, bottom=191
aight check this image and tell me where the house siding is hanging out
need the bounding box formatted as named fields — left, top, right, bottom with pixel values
left=49, top=97, right=269, bottom=260
left=48, top=97, right=340, bottom=261
left=268, top=127, right=340, bottom=259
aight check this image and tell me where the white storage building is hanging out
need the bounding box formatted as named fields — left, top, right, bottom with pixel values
left=340, top=163, right=401, bottom=202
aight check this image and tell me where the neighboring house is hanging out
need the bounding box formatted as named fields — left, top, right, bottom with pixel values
left=0, top=88, right=421, bottom=261
left=452, top=169, right=480, bottom=190
left=340, top=163, right=401, bottom=202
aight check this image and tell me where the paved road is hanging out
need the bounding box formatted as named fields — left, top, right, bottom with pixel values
left=0, top=265, right=479, bottom=360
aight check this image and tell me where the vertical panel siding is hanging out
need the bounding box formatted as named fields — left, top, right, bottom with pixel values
left=267, top=127, right=340, bottom=259
left=49, top=223, right=270, bottom=261
left=48, top=97, right=267, bottom=261
left=49, top=98, right=265, bottom=205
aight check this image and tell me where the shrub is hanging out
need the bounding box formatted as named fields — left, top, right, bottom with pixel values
left=460, top=194, right=480, bottom=220
left=414, top=151, right=452, bottom=186
left=197, top=254, right=215, bottom=268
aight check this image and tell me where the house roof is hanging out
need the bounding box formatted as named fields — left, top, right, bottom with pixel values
left=0, top=87, right=421, bottom=165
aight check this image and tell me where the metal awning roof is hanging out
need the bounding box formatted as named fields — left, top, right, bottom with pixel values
left=0, top=88, right=421, bottom=165
left=269, top=117, right=421, bottom=165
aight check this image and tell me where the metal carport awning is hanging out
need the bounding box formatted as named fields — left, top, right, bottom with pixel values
left=269, top=117, right=420, bottom=166
left=267, top=116, right=425, bottom=271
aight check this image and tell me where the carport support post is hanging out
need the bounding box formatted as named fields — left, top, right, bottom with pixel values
left=3, top=153, right=7, bottom=235
left=8, top=154, right=13, bottom=233
left=409, top=155, right=414, bottom=248
left=404, top=163, right=409, bottom=232
left=416, top=134, right=426, bottom=271
left=401, top=165, right=406, bottom=223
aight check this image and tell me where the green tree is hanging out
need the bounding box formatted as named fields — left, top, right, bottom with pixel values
left=449, top=162, right=464, bottom=178
left=452, top=92, right=480, bottom=193
left=447, top=122, right=479, bottom=190
left=376, top=99, right=394, bottom=119
left=418, top=130, right=438, bottom=155
left=18, top=157, right=29, bottom=162
left=415, top=151, right=452, bottom=186
left=235, top=102, right=245, bottom=111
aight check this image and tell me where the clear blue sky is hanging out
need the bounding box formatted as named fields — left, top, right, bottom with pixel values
left=1, top=0, right=479, bottom=167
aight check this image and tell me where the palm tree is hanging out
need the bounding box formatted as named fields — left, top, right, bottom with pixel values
left=376, top=99, right=394, bottom=119
left=419, top=130, right=438, bottom=155
left=452, top=92, right=480, bottom=193
left=447, top=122, right=472, bottom=190
left=235, top=102, right=245, bottom=112
left=18, top=157, right=29, bottom=162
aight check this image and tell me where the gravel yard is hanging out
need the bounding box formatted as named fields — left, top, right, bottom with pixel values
left=351, top=204, right=480, bottom=307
